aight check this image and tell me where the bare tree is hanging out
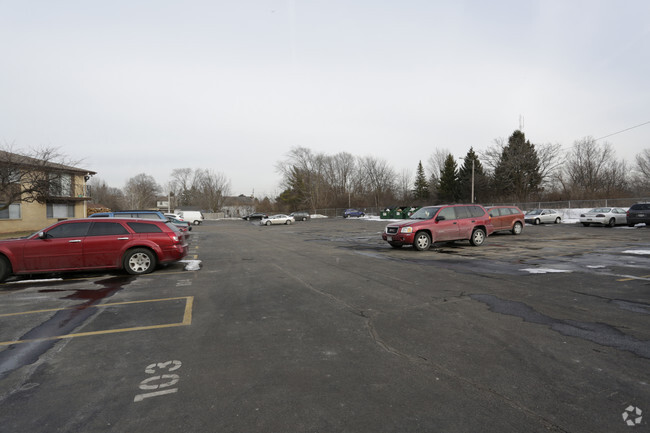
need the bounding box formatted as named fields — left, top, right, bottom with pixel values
left=559, top=137, right=629, bottom=198
left=631, top=149, right=650, bottom=193
left=397, top=168, right=413, bottom=203
left=124, top=173, right=160, bottom=209
left=357, top=155, right=396, bottom=208
left=636, top=149, right=650, bottom=177
left=1, top=144, right=83, bottom=212
left=426, top=148, right=451, bottom=183
left=196, top=169, right=231, bottom=212
left=323, top=152, right=357, bottom=206
left=88, top=177, right=125, bottom=210
left=276, top=147, right=328, bottom=212
left=169, top=168, right=204, bottom=206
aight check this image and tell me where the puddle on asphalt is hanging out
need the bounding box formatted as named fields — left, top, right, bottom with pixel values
left=0, top=276, right=134, bottom=378
left=470, top=294, right=650, bottom=359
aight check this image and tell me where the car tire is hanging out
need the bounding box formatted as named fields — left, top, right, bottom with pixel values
left=389, top=242, right=403, bottom=249
left=413, top=232, right=431, bottom=251
left=582, top=223, right=590, bottom=227
left=470, top=228, right=486, bottom=246
left=193, top=221, right=200, bottom=225
left=123, top=248, right=156, bottom=275
left=0, top=256, right=11, bottom=282
left=511, top=222, right=523, bottom=235
left=628, top=223, right=636, bottom=227
left=246, top=217, right=250, bottom=221
left=302, top=217, right=307, bottom=221
left=534, top=218, right=540, bottom=225
left=265, top=221, right=271, bottom=226
left=286, top=220, right=291, bottom=225
left=554, top=217, right=561, bottom=224
left=344, top=215, right=348, bottom=218
left=607, top=218, right=615, bottom=227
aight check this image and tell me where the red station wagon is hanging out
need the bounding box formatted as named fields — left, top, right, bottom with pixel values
left=382, top=204, right=494, bottom=251
left=0, top=218, right=188, bottom=282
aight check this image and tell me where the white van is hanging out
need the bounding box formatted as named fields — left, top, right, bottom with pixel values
left=178, top=211, right=204, bottom=225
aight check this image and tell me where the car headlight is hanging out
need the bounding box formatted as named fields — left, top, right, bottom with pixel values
left=400, top=226, right=413, bottom=234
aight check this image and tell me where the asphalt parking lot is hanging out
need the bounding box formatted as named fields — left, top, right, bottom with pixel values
left=0, top=218, right=648, bottom=432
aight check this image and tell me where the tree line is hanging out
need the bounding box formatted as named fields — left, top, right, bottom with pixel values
left=3, top=129, right=650, bottom=214
left=274, top=130, right=650, bottom=212
left=90, top=168, right=232, bottom=212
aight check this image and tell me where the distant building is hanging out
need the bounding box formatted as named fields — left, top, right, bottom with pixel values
left=221, top=195, right=256, bottom=218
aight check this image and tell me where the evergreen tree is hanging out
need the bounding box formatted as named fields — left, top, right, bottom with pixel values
left=458, top=147, right=489, bottom=202
left=413, top=160, right=430, bottom=201
left=493, top=130, right=542, bottom=201
left=438, top=154, right=459, bottom=203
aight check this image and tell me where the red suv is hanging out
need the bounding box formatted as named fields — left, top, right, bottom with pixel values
left=487, top=206, right=525, bottom=235
left=382, top=204, right=494, bottom=250
left=0, top=218, right=188, bottom=282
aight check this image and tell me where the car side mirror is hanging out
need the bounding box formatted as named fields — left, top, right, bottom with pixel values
left=436, top=215, right=446, bottom=221
left=38, top=231, right=46, bottom=239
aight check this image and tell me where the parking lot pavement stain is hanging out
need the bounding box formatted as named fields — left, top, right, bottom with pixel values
left=470, top=294, right=650, bottom=359
left=0, top=276, right=133, bottom=378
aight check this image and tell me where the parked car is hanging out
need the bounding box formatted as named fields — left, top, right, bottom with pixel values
left=243, top=212, right=268, bottom=221
left=164, top=213, right=183, bottom=221
left=0, top=218, right=188, bottom=282
left=290, top=211, right=311, bottom=221
left=627, top=203, right=650, bottom=227
left=167, top=216, right=192, bottom=232
left=177, top=210, right=204, bottom=225
left=579, top=207, right=628, bottom=227
left=524, top=209, right=562, bottom=225
left=260, top=214, right=295, bottom=226
left=381, top=204, right=494, bottom=251
left=89, top=210, right=167, bottom=220
left=487, top=206, right=525, bottom=235
left=344, top=209, right=365, bottom=218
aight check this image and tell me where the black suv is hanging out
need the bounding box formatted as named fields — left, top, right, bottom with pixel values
left=290, top=211, right=310, bottom=221
left=627, top=203, right=650, bottom=227
left=242, top=212, right=268, bottom=221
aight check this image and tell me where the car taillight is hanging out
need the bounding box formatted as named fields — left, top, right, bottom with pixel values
left=167, top=233, right=180, bottom=243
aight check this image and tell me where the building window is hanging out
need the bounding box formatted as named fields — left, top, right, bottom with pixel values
left=49, top=173, right=73, bottom=197
left=47, top=203, right=75, bottom=218
left=0, top=203, right=21, bottom=219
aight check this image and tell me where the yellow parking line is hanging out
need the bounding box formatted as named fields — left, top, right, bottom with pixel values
left=0, top=296, right=193, bottom=346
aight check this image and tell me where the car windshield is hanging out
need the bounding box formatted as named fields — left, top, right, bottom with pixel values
left=590, top=208, right=611, bottom=213
left=409, top=207, right=440, bottom=220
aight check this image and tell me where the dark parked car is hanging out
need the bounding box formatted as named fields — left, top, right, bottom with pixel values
left=290, top=211, right=311, bottom=221
left=0, top=218, right=188, bottom=282
left=344, top=209, right=365, bottom=218
left=242, top=212, right=268, bottom=221
left=382, top=204, right=494, bottom=251
left=627, top=203, right=650, bottom=227
left=487, top=206, right=525, bottom=235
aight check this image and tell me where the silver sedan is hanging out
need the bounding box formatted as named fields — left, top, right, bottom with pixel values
left=524, top=209, right=562, bottom=225
left=579, top=207, right=628, bottom=227
left=260, top=214, right=295, bottom=226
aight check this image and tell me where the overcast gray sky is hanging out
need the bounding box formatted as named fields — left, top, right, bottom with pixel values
left=1, top=0, right=648, bottom=198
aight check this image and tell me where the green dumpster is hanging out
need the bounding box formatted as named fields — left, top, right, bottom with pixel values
left=407, top=206, right=420, bottom=218
left=394, top=206, right=410, bottom=219
left=380, top=207, right=393, bottom=219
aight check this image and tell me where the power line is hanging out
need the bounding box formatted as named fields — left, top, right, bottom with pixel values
left=595, top=120, right=650, bottom=141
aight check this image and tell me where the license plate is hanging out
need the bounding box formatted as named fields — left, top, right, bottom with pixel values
left=387, top=236, right=392, bottom=241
